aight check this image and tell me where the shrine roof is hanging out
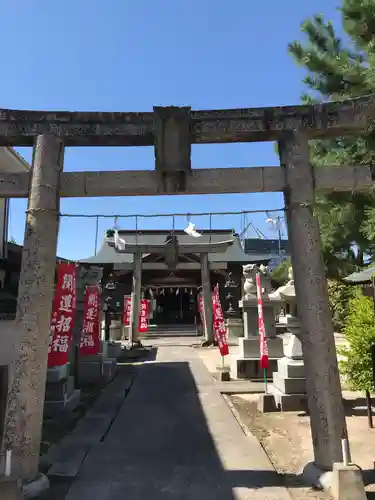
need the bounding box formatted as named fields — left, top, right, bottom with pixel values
left=79, top=229, right=272, bottom=265
left=344, top=265, right=375, bottom=284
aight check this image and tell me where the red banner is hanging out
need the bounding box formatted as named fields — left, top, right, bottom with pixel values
left=123, top=297, right=149, bottom=333
left=80, top=285, right=101, bottom=356
left=139, top=299, right=149, bottom=333
left=212, top=286, right=229, bottom=357
left=48, top=263, right=77, bottom=367
left=256, top=273, right=269, bottom=369
left=123, top=296, right=132, bottom=326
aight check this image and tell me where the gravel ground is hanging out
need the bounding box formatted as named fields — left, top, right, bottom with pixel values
left=229, top=394, right=331, bottom=500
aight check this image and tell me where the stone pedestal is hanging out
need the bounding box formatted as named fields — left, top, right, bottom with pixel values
left=230, top=269, right=283, bottom=379
left=271, top=334, right=307, bottom=411
left=77, top=354, right=102, bottom=386
left=44, top=364, right=81, bottom=418
left=109, top=320, right=122, bottom=341
left=225, top=317, right=244, bottom=345
left=101, top=341, right=118, bottom=382
left=240, top=298, right=278, bottom=338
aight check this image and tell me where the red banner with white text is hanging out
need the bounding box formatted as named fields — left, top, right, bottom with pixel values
left=123, top=296, right=132, bottom=326
left=212, top=286, right=229, bottom=357
left=123, top=296, right=149, bottom=333
left=139, top=299, right=149, bottom=333
left=48, top=263, right=77, bottom=367
left=80, top=285, right=101, bottom=356
left=255, top=273, right=269, bottom=369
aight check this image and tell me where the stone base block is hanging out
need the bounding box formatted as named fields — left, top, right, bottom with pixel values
left=230, top=355, right=278, bottom=380
left=46, top=364, right=69, bottom=383
left=45, top=375, right=75, bottom=401
left=258, top=393, right=277, bottom=412
left=277, top=357, right=305, bottom=379
left=106, top=342, right=122, bottom=359
left=77, top=359, right=102, bottom=386
left=273, top=372, right=306, bottom=394
left=216, top=366, right=230, bottom=382
left=331, top=462, right=366, bottom=500
left=271, top=386, right=308, bottom=412
left=44, top=389, right=81, bottom=418
left=102, top=359, right=117, bottom=382
left=238, top=336, right=283, bottom=359
left=225, top=318, right=244, bottom=346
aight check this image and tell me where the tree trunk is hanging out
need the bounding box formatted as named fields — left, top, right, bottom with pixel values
left=2, top=135, right=64, bottom=481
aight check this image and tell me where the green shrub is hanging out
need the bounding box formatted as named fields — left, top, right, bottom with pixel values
left=339, top=293, right=375, bottom=393
left=270, top=258, right=291, bottom=288
left=328, top=280, right=360, bottom=332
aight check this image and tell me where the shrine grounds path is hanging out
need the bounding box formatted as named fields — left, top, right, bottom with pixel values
left=65, top=337, right=292, bottom=500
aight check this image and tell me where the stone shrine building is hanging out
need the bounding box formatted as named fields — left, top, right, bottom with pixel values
left=79, top=229, right=274, bottom=329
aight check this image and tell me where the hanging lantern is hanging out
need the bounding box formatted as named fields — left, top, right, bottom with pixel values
left=176, top=288, right=180, bottom=295
left=189, top=288, right=193, bottom=296
left=170, top=288, right=173, bottom=294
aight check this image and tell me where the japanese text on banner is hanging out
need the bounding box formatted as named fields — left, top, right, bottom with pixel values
left=123, top=296, right=132, bottom=326
left=212, top=286, right=229, bottom=357
left=255, top=273, right=269, bottom=369
left=123, top=296, right=149, bottom=333
left=139, top=299, right=149, bottom=333
left=48, top=263, right=77, bottom=367
left=80, top=285, right=101, bottom=356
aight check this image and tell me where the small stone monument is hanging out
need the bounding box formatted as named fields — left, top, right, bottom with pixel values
left=231, top=264, right=283, bottom=379
left=270, top=267, right=307, bottom=411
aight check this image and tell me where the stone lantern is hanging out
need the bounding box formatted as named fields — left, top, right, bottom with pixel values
left=271, top=267, right=307, bottom=411
left=231, top=264, right=284, bottom=380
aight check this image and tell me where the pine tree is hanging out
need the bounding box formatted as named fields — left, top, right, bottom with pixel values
left=289, top=1, right=375, bottom=270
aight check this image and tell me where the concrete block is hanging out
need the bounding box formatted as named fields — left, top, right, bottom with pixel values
left=77, top=359, right=102, bottom=386
left=230, top=355, right=278, bottom=380
left=48, top=447, right=89, bottom=478
left=44, top=389, right=81, bottom=418
left=225, top=318, right=244, bottom=346
left=331, top=462, right=366, bottom=500
left=273, top=372, right=306, bottom=394
left=46, top=364, right=69, bottom=383
left=45, top=376, right=75, bottom=401
left=277, top=357, right=305, bottom=379
left=258, top=393, right=277, bottom=412
left=238, top=336, right=283, bottom=358
left=216, top=366, right=230, bottom=382
left=272, top=387, right=308, bottom=412
left=0, top=477, right=23, bottom=500
left=107, top=342, right=122, bottom=359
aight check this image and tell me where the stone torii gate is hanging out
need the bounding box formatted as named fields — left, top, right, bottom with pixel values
left=107, top=230, right=234, bottom=345
left=0, top=98, right=374, bottom=483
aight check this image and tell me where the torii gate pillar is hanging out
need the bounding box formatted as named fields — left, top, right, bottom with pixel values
left=279, top=132, right=348, bottom=470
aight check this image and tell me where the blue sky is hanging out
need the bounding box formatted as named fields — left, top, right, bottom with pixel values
left=3, top=0, right=343, bottom=260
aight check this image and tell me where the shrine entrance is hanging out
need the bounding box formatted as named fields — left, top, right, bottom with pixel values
left=149, top=286, right=197, bottom=326
left=1, top=97, right=374, bottom=479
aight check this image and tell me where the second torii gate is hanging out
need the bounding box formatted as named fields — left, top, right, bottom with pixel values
left=106, top=230, right=233, bottom=345
left=1, top=96, right=374, bottom=481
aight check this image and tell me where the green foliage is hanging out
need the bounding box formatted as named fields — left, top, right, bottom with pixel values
left=339, top=292, right=375, bottom=392
left=328, top=280, right=361, bottom=331
left=289, top=1, right=375, bottom=270
left=270, top=258, right=291, bottom=287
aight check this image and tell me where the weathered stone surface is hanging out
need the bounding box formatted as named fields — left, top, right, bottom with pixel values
left=279, top=132, right=347, bottom=470
left=0, top=95, right=373, bottom=146
left=2, top=136, right=64, bottom=481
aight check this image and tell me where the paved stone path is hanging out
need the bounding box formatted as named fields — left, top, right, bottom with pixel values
left=66, top=340, right=292, bottom=499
